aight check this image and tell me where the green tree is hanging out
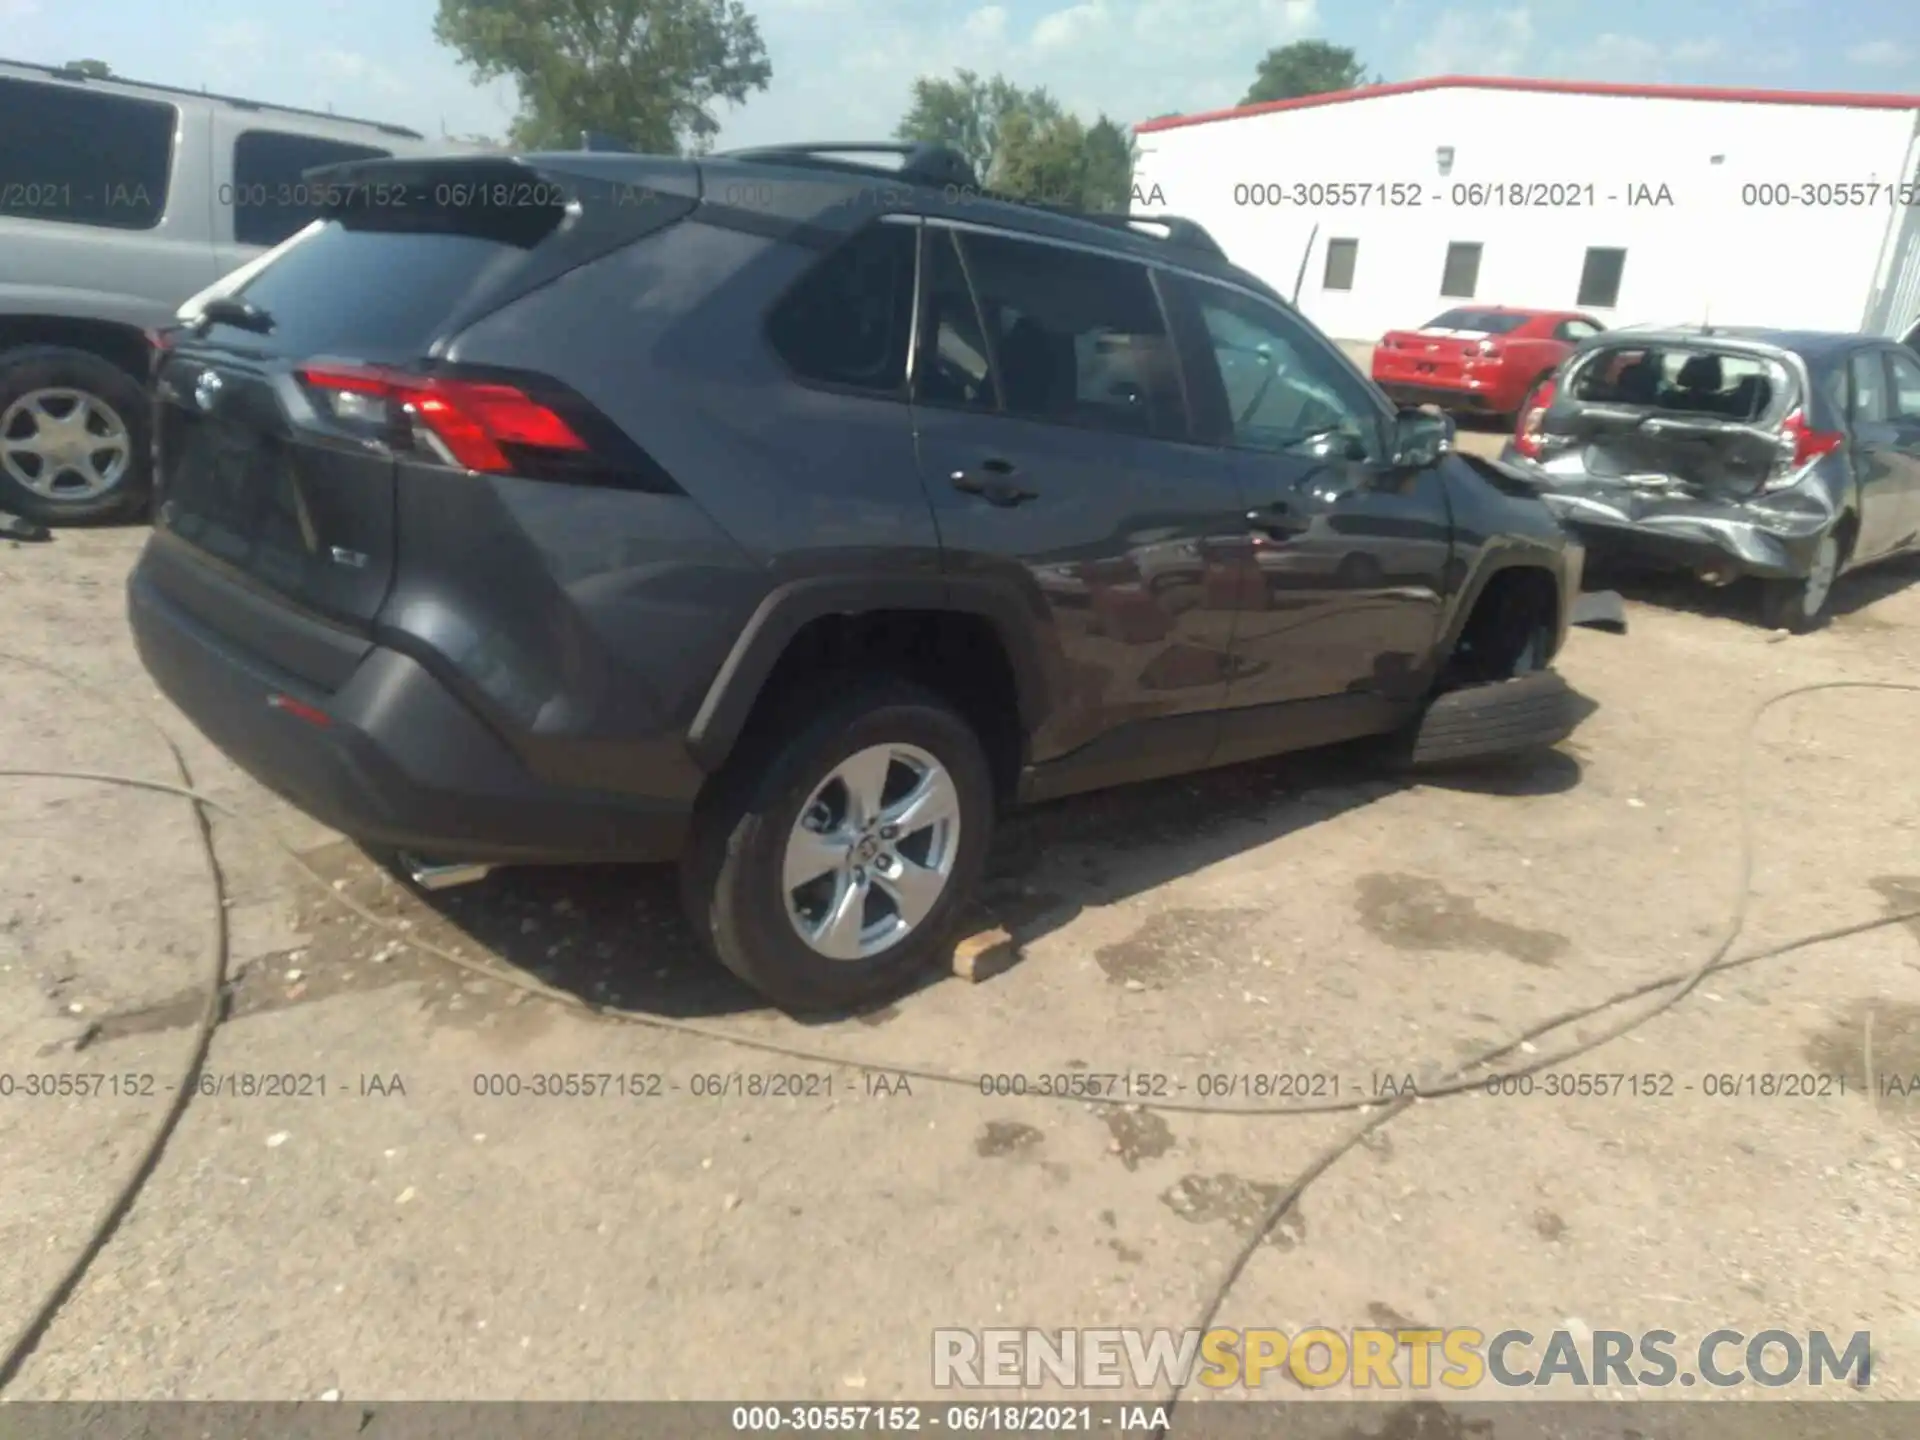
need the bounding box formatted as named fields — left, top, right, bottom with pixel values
left=991, top=109, right=1087, bottom=207
left=434, top=0, right=772, bottom=156
left=1079, top=116, right=1136, bottom=211
left=62, top=59, right=113, bottom=78
left=1242, top=40, right=1369, bottom=105
left=895, top=70, right=1137, bottom=210
left=894, top=69, right=1063, bottom=184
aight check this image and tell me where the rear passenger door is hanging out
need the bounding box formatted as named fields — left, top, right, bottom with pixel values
left=1881, top=347, right=1920, bottom=553
left=1845, top=347, right=1911, bottom=562
left=907, top=222, right=1249, bottom=782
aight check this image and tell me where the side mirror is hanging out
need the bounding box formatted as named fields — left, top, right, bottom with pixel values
left=1391, top=407, right=1454, bottom=467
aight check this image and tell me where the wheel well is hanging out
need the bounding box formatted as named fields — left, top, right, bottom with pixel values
left=738, top=609, right=1025, bottom=801
left=1833, top=510, right=1859, bottom=563
left=0, top=316, right=151, bottom=383
left=1443, top=567, right=1560, bottom=688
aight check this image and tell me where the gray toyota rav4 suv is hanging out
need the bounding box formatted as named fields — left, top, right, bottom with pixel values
left=128, top=142, right=1591, bottom=1012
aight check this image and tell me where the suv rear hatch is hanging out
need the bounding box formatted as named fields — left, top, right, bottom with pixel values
left=150, top=153, right=696, bottom=674
left=1516, top=339, right=1808, bottom=495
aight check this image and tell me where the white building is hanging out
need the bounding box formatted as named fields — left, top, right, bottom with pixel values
left=1131, top=76, right=1920, bottom=345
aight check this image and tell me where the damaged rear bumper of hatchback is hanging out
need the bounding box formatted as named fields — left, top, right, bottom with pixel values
left=1494, top=445, right=1840, bottom=582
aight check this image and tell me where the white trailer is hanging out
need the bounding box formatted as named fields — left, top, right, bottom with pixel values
left=1131, top=76, right=1920, bottom=346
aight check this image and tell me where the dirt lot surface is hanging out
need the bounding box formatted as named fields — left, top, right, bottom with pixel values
left=4, top=511, right=1920, bottom=1412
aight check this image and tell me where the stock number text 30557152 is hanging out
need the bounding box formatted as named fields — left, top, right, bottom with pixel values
left=1233, top=181, right=1425, bottom=207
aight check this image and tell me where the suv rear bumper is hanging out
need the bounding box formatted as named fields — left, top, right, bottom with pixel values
left=128, top=561, right=692, bottom=866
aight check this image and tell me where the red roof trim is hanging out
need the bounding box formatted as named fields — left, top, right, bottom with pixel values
left=1134, top=74, right=1920, bottom=135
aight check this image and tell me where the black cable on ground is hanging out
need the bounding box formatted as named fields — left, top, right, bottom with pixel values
left=0, top=652, right=1916, bottom=1403
left=0, top=726, right=228, bottom=1394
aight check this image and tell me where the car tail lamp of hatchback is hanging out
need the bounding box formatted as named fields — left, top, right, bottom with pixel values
left=1513, top=377, right=1557, bottom=459
left=297, top=364, right=589, bottom=475
left=1781, top=408, right=1845, bottom=465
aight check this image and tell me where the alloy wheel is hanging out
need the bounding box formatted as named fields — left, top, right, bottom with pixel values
left=0, top=388, right=133, bottom=501
left=781, top=743, right=963, bottom=962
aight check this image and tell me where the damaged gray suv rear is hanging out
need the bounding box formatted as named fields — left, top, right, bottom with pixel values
left=1501, top=327, right=1920, bottom=631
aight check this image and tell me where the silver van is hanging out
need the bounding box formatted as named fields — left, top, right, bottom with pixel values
left=0, top=57, right=463, bottom=523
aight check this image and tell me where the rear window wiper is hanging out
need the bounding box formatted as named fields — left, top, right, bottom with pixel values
left=191, top=296, right=275, bottom=336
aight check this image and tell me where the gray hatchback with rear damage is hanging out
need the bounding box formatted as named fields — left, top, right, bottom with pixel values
left=1501, top=326, right=1920, bottom=631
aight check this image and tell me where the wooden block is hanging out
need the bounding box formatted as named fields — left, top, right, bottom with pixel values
left=951, top=925, right=1018, bottom=983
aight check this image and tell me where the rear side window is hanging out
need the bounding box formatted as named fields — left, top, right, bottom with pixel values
left=952, top=232, right=1185, bottom=439
left=1424, top=308, right=1526, bottom=334
left=914, top=229, right=997, bottom=410
left=0, top=76, right=173, bottom=229
left=224, top=220, right=540, bottom=360
left=231, top=130, right=390, bottom=247
left=1571, top=345, right=1786, bottom=422
left=766, top=221, right=916, bottom=394
left=1556, top=318, right=1603, bottom=342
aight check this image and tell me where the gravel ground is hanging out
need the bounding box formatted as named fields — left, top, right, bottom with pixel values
left=3, top=503, right=1919, bottom=1413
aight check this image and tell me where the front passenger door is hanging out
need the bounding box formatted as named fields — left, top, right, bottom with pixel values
left=1160, top=275, right=1453, bottom=717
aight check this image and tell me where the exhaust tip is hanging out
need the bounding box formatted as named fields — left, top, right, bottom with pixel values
left=399, top=853, right=495, bottom=891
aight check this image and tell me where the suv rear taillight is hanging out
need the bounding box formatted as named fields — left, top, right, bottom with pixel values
left=1514, top=377, right=1557, bottom=459
left=297, top=364, right=588, bottom=473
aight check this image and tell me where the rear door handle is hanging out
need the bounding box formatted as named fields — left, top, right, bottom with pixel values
left=1247, top=503, right=1310, bottom=538
left=951, top=459, right=1037, bottom=507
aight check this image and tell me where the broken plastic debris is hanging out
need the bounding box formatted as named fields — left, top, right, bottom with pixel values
left=266, top=1131, right=290, bottom=1148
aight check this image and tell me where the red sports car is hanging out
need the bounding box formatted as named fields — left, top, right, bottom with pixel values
left=1371, top=306, right=1605, bottom=419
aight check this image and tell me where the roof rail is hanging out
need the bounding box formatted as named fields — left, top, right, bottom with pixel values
left=713, top=141, right=980, bottom=190
left=709, top=140, right=1227, bottom=258
left=1029, top=206, right=1226, bottom=258
left=0, top=55, right=426, bottom=138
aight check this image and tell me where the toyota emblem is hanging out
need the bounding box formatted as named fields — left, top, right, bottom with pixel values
left=193, top=369, right=223, bottom=412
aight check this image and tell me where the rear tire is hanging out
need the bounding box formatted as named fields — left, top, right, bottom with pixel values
left=679, top=679, right=995, bottom=1014
left=1758, top=528, right=1843, bottom=634
left=0, top=346, right=151, bottom=525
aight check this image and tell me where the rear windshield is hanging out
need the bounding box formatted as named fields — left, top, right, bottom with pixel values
left=1423, top=309, right=1529, bottom=334
left=1567, top=344, right=1788, bottom=423
left=219, top=220, right=538, bottom=359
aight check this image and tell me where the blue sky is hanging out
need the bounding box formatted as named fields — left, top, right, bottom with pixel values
left=8, top=0, right=1916, bottom=147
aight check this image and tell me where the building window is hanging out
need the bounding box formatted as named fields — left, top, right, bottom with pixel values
left=1577, top=248, right=1627, bottom=309
left=1440, top=242, right=1481, bottom=299
left=1323, top=238, right=1358, bottom=291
